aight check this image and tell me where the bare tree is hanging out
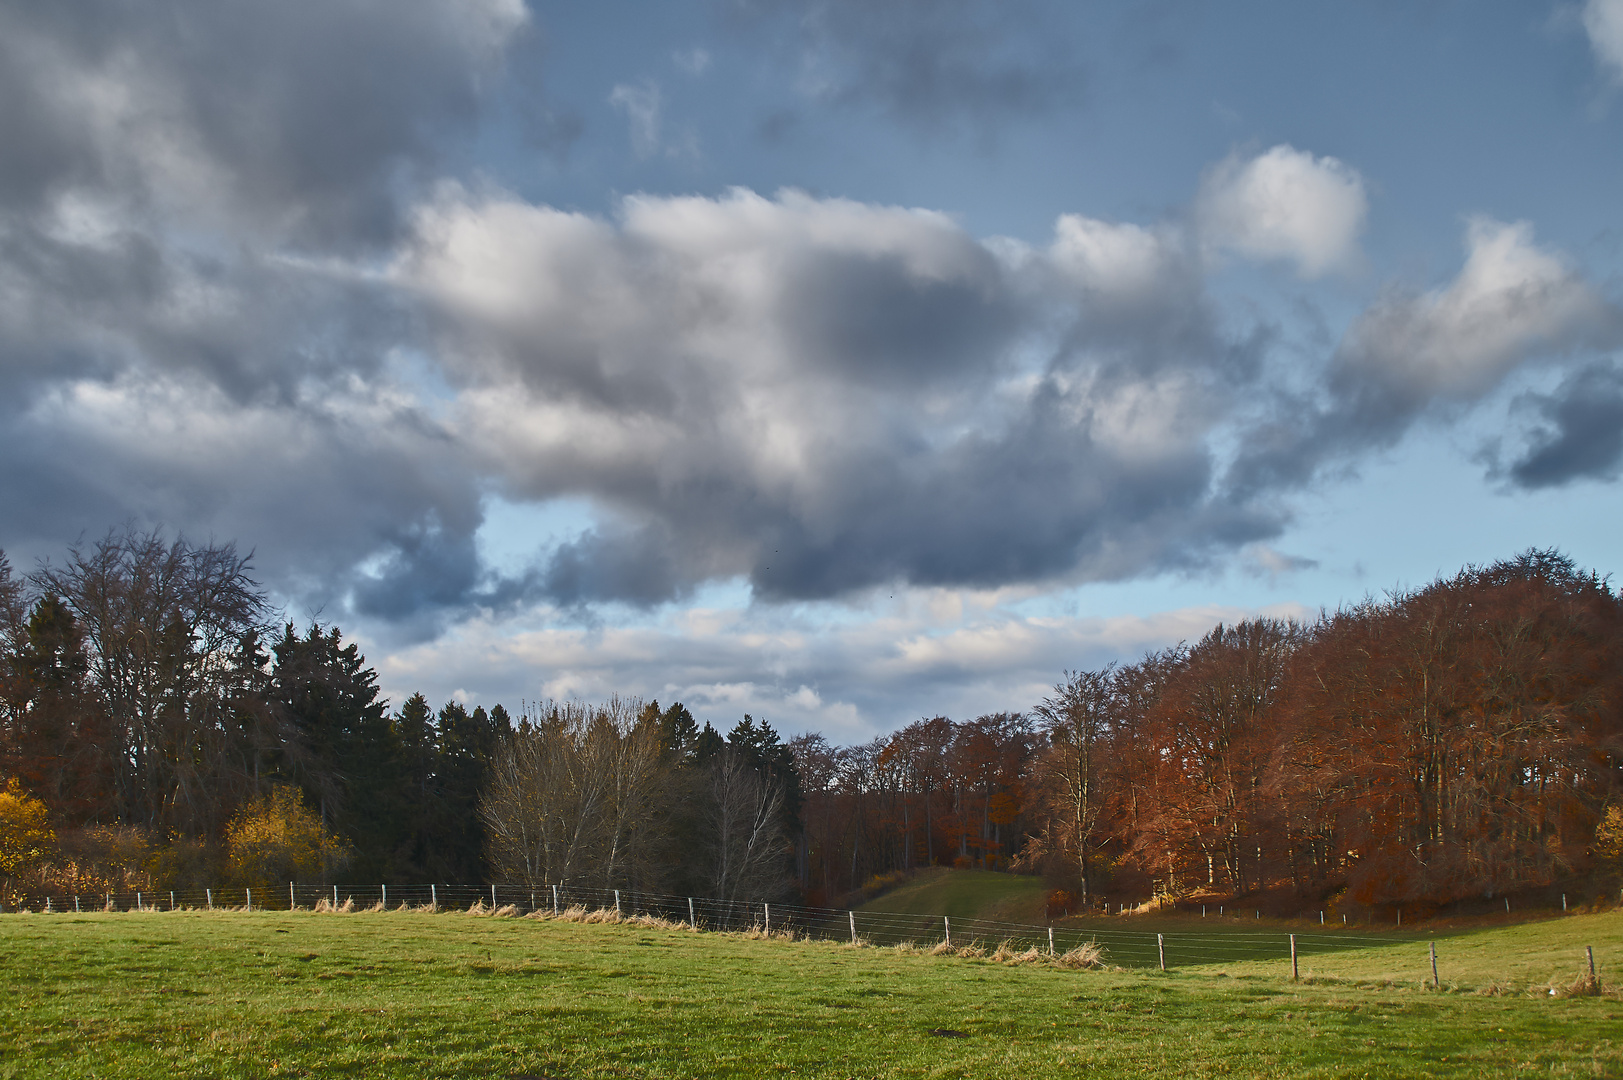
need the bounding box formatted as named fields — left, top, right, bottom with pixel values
left=481, top=696, right=668, bottom=888
left=33, top=527, right=271, bottom=835
left=705, top=745, right=789, bottom=902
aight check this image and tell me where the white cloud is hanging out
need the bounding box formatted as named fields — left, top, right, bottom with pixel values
left=1337, top=218, right=1615, bottom=401
left=673, top=46, right=712, bottom=76
left=1585, top=0, right=1623, bottom=82
left=369, top=583, right=1310, bottom=737
left=1197, top=144, right=1368, bottom=277
left=609, top=80, right=664, bottom=159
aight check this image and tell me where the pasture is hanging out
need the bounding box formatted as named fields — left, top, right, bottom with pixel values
left=1, top=905, right=1618, bottom=1078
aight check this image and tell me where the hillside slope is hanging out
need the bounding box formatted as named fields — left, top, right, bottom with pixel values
left=856, top=867, right=1049, bottom=923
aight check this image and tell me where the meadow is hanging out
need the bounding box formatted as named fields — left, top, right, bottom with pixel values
left=1, top=902, right=1619, bottom=1079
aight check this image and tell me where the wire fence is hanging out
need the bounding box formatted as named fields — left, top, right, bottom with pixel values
left=4, top=880, right=1437, bottom=972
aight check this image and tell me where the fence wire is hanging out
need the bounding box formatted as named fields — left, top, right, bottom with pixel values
left=5, top=881, right=1429, bottom=970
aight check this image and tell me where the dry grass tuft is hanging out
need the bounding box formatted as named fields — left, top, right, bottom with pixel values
left=1053, top=942, right=1107, bottom=969
left=492, top=904, right=519, bottom=918
left=928, top=939, right=956, bottom=956
left=464, top=900, right=491, bottom=916
left=581, top=906, right=622, bottom=924
left=311, top=897, right=355, bottom=914
left=954, top=941, right=986, bottom=959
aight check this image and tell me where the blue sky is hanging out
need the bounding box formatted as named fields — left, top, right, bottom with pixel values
left=2, top=1, right=1621, bottom=741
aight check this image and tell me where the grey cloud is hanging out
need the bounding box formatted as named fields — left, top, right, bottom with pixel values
left=1501, top=361, right=1623, bottom=489
left=409, top=189, right=1279, bottom=609
left=1225, top=219, right=1623, bottom=500
left=725, top=0, right=1084, bottom=131
left=0, top=0, right=526, bottom=247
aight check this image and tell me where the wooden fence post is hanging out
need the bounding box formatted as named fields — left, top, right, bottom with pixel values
left=944, top=916, right=950, bottom=946
left=1157, top=933, right=1165, bottom=971
left=688, top=897, right=696, bottom=928
left=764, top=903, right=770, bottom=933
left=849, top=910, right=857, bottom=945
left=1291, top=935, right=1298, bottom=981
left=1048, top=926, right=1055, bottom=955
left=615, top=890, right=621, bottom=917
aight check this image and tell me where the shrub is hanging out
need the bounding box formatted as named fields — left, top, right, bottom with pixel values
left=224, top=786, right=353, bottom=888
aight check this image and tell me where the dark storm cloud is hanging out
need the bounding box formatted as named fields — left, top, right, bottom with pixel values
left=725, top=0, right=1084, bottom=130
left=1502, top=361, right=1623, bottom=488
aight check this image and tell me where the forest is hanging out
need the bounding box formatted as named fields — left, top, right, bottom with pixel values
left=2, top=528, right=1621, bottom=917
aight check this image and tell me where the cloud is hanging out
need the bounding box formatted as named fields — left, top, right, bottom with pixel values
left=371, top=584, right=1311, bottom=736
left=1227, top=218, right=1623, bottom=496
left=1501, top=361, right=1623, bottom=488
left=0, top=0, right=530, bottom=631
left=1197, top=145, right=1368, bottom=277
left=1585, top=0, right=1623, bottom=82
left=401, top=186, right=1276, bottom=608
left=673, top=46, right=713, bottom=75
left=608, top=80, right=665, bottom=159
left=727, top=0, right=1084, bottom=131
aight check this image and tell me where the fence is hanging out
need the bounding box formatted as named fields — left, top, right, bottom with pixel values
left=3, top=880, right=1481, bottom=976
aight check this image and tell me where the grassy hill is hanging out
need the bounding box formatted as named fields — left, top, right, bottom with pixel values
left=854, top=867, right=1049, bottom=923
left=3, top=905, right=1618, bottom=1077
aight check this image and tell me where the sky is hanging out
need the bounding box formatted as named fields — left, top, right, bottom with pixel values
left=2, top=0, right=1622, bottom=743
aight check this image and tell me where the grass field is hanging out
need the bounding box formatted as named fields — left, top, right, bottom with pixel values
left=1, top=906, right=1619, bottom=1079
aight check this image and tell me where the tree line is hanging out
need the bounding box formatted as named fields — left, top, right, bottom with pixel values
left=2, top=528, right=1620, bottom=915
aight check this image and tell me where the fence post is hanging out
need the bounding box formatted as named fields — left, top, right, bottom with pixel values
left=1589, top=945, right=1597, bottom=983
left=75, top=896, right=80, bottom=913
left=1319, top=911, right=1324, bottom=925
left=290, top=882, right=296, bottom=910
left=1048, top=926, right=1055, bottom=956
left=944, top=916, right=950, bottom=946
left=431, top=884, right=437, bottom=909
left=246, top=888, right=251, bottom=912
left=1505, top=898, right=1510, bottom=913
left=615, top=890, right=621, bottom=917
left=1290, top=934, right=1298, bottom=981
left=382, top=883, right=387, bottom=908
left=491, top=884, right=497, bottom=909
left=1430, top=942, right=1439, bottom=988
left=553, top=884, right=560, bottom=915
left=1562, top=893, right=1568, bottom=912
left=849, top=910, right=857, bottom=945
left=333, top=885, right=338, bottom=908
left=206, top=888, right=212, bottom=910
left=137, top=891, right=142, bottom=911
left=1396, top=908, right=1400, bottom=928
left=764, top=903, right=770, bottom=933
left=170, top=890, right=175, bottom=911
left=688, top=897, right=696, bottom=929
left=1157, top=933, right=1165, bottom=971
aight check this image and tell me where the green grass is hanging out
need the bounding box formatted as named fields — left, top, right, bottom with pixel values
left=1, top=907, right=1619, bottom=1079
left=856, top=867, right=1049, bottom=923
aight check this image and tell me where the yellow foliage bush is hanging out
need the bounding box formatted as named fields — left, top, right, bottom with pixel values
left=0, top=777, right=56, bottom=877
left=224, top=786, right=353, bottom=888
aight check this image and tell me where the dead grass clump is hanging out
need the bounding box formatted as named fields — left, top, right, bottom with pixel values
left=581, top=906, right=621, bottom=924
left=625, top=912, right=688, bottom=931
left=891, top=941, right=920, bottom=955
left=464, top=900, right=491, bottom=916
left=492, top=903, right=519, bottom=918
left=955, top=941, right=986, bottom=959
left=1474, top=980, right=1513, bottom=996
left=1553, top=972, right=1603, bottom=998
left=312, top=897, right=355, bottom=914
left=1053, top=942, right=1107, bottom=969
left=928, top=939, right=956, bottom=956
left=996, top=945, right=1044, bottom=966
